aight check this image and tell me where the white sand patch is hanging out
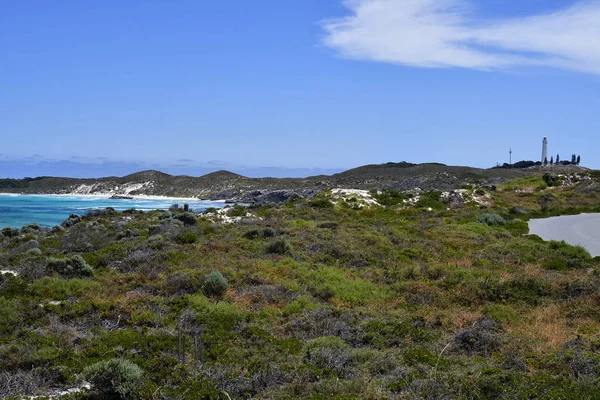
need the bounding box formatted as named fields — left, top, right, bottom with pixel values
left=26, top=382, right=91, bottom=399
left=330, top=188, right=379, bottom=207
left=204, top=207, right=256, bottom=224
left=71, top=181, right=155, bottom=196
left=39, top=300, right=63, bottom=308
left=440, top=189, right=491, bottom=207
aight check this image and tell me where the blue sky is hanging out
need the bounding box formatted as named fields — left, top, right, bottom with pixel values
left=1, top=0, right=599, bottom=178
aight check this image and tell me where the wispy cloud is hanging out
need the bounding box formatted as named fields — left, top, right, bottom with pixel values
left=322, top=0, right=600, bottom=74
left=207, top=160, right=227, bottom=166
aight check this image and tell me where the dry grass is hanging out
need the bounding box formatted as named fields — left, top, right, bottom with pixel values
left=507, top=304, right=572, bottom=352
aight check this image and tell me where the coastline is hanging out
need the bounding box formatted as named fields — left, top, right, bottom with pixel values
left=0, top=192, right=226, bottom=203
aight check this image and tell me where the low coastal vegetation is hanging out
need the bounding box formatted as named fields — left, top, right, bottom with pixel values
left=1, top=173, right=600, bottom=398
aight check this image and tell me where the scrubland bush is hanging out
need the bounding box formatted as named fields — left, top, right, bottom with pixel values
left=304, top=336, right=353, bottom=377
left=1, top=227, right=19, bottom=238
left=187, top=294, right=245, bottom=333
left=230, top=205, right=248, bottom=217
left=244, top=227, right=278, bottom=239
left=61, top=213, right=81, bottom=228
left=0, top=296, right=18, bottom=334
left=84, top=358, right=143, bottom=399
left=47, top=255, right=93, bottom=277
left=116, top=229, right=140, bottom=240
left=543, top=173, right=563, bottom=187
left=156, top=210, right=172, bottom=220
left=86, top=207, right=117, bottom=218
left=165, top=270, right=200, bottom=294
left=452, top=317, right=502, bottom=356
left=175, top=212, right=197, bottom=226
left=26, top=247, right=42, bottom=256
left=310, top=198, right=334, bottom=208
left=175, top=231, right=198, bottom=244
left=266, top=239, right=292, bottom=254
left=203, top=271, right=228, bottom=298
left=477, top=213, right=506, bottom=226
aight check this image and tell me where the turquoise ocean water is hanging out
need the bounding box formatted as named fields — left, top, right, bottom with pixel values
left=0, top=194, right=225, bottom=229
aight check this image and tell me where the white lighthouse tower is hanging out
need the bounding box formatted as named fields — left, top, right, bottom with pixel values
left=541, top=137, right=548, bottom=163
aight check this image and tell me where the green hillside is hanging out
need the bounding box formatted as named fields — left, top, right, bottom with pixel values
left=1, top=171, right=600, bottom=398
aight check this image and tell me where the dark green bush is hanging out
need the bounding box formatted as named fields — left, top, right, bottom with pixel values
left=310, top=198, right=334, bottom=208
left=0, top=296, right=18, bottom=334
left=203, top=271, right=228, bottom=298
left=1, top=227, right=19, bottom=238
left=477, top=213, right=506, bottom=226
left=175, top=232, right=198, bottom=244
left=244, top=227, right=278, bottom=239
left=47, top=255, right=93, bottom=278
left=230, top=205, right=248, bottom=217
left=62, top=214, right=81, bottom=228
left=266, top=239, right=292, bottom=255
left=174, top=212, right=197, bottom=226
left=157, top=211, right=172, bottom=220
left=83, top=358, right=143, bottom=399
left=243, top=228, right=262, bottom=239
left=373, top=189, right=411, bottom=206
left=543, top=173, right=563, bottom=187
left=262, top=227, right=277, bottom=238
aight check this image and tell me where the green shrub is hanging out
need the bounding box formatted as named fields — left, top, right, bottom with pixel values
left=47, top=255, right=93, bottom=278
left=29, top=277, right=101, bottom=300
left=83, top=358, right=143, bottom=399
left=0, top=296, right=18, bottom=334
left=262, top=227, right=277, bottom=238
left=26, top=247, right=42, bottom=256
left=244, top=227, right=278, bottom=239
left=229, top=205, right=247, bottom=217
left=304, top=336, right=353, bottom=377
left=266, top=239, right=292, bottom=254
left=187, top=295, right=245, bottom=332
left=477, top=213, right=506, bottom=226
left=202, top=271, right=228, bottom=298
left=544, top=258, right=568, bottom=271
left=310, top=198, right=334, bottom=208
left=373, top=189, right=411, bottom=206
left=157, top=211, right=172, bottom=220
left=243, top=228, right=262, bottom=239
left=1, top=227, right=19, bottom=238
left=147, top=234, right=164, bottom=243
left=505, top=220, right=529, bottom=236
left=175, top=232, right=198, bottom=244
left=174, top=212, right=197, bottom=226
left=543, top=173, right=563, bottom=187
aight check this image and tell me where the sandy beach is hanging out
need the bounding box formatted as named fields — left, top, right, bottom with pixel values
left=0, top=193, right=226, bottom=202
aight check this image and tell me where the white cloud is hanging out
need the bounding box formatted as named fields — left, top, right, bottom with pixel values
left=322, top=0, right=600, bottom=74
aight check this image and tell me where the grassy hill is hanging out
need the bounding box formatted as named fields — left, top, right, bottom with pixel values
left=1, top=170, right=600, bottom=398
left=1, top=162, right=585, bottom=200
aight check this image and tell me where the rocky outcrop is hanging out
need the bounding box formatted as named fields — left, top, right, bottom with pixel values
left=238, top=189, right=319, bottom=204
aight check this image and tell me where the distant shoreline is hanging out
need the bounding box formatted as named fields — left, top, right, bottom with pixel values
left=0, top=193, right=226, bottom=203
